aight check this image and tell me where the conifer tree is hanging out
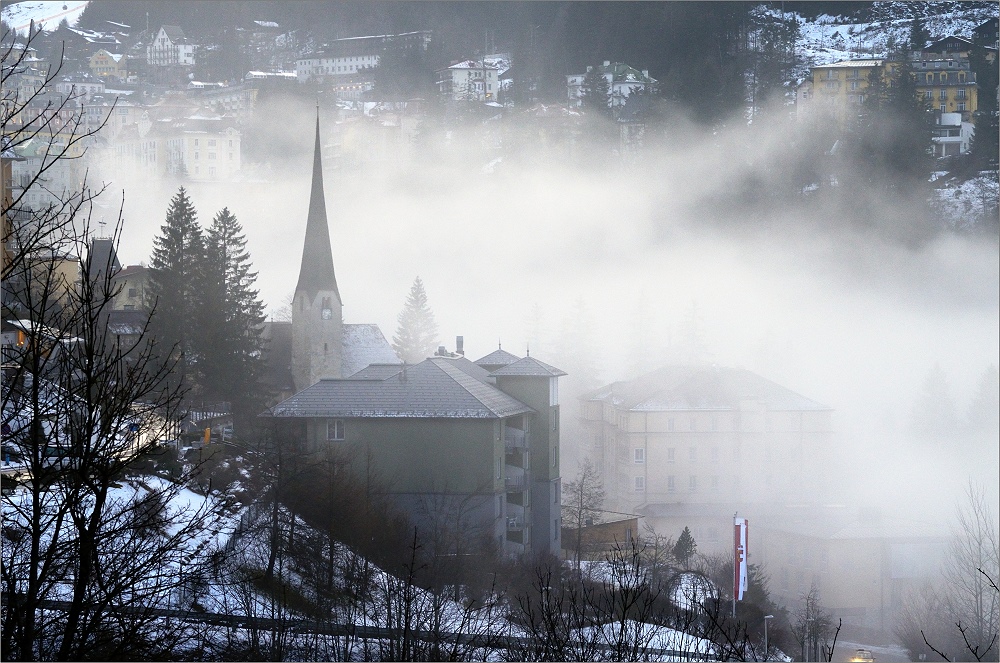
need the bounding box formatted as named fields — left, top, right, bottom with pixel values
left=674, top=526, right=698, bottom=567
left=391, top=277, right=439, bottom=364
left=148, top=187, right=205, bottom=390
left=580, top=64, right=611, bottom=115
left=200, top=207, right=267, bottom=423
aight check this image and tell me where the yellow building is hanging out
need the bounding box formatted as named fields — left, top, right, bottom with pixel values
left=806, top=57, right=978, bottom=126
left=89, top=49, right=129, bottom=81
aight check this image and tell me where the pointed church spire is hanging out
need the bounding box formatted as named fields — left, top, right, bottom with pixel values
left=294, top=109, right=341, bottom=302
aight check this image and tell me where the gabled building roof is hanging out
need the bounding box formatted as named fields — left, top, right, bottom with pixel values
left=268, top=356, right=534, bottom=419
left=582, top=365, right=829, bottom=412
left=160, top=25, right=188, bottom=43
left=490, top=356, right=566, bottom=377
left=474, top=347, right=520, bottom=369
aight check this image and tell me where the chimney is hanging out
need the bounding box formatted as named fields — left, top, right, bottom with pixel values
left=436, top=345, right=447, bottom=356
left=456, top=336, right=464, bottom=356
left=603, top=60, right=610, bottom=67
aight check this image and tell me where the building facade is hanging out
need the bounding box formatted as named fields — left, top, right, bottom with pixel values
left=147, top=26, right=196, bottom=67
left=579, top=365, right=834, bottom=554
left=269, top=350, right=565, bottom=559
left=567, top=61, right=657, bottom=107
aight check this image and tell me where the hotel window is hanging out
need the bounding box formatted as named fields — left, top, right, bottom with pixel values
left=957, top=102, right=966, bottom=111
left=940, top=88, right=947, bottom=99
left=689, top=447, right=697, bottom=463
left=925, top=90, right=933, bottom=99
left=689, top=475, right=697, bottom=492
left=956, top=89, right=966, bottom=99
left=668, top=418, right=675, bottom=431
left=327, top=419, right=345, bottom=441
left=667, top=475, right=676, bottom=492
left=634, top=476, right=645, bottom=492
left=667, top=448, right=675, bottom=463
left=207, top=139, right=216, bottom=147
left=850, top=80, right=859, bottom=90
left=634, top=448, right=645, bottom=464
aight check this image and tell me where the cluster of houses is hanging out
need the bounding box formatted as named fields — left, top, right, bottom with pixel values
left=798, top=19, right=998, bottom=158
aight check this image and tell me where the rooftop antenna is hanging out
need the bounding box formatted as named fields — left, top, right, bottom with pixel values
left=498, top=338, right=502, bottom=350
left=526, top=343, right=530, bottom=357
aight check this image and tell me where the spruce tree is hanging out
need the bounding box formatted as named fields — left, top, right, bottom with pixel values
left=391, top=277, right=438, bottom=364
left=200, top=207, right=267, bottom=424
left=674, top=526, right=698, bottom=567
left=148, top=187, right=205, bottom=391
left=580, top=64, right=611, bottom=115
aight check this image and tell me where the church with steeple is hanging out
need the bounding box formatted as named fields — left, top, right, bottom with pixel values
left=265, top=111, right=566, bottom=560
left=289, top=111, right=398, bottom=393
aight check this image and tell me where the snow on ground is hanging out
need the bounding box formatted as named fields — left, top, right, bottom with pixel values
left=2, top=1, right=88, bottom=33
left=932, top=172, right=999, bottom=231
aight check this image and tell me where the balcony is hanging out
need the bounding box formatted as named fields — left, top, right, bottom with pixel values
left=504, top=427, right=527, bottom=451
left=504, top=473, right=528, bottom=493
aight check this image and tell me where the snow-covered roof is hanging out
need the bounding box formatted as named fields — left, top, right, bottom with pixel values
left=341, top=323, right=400, bottom=378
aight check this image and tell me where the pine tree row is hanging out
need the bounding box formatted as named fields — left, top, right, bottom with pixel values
left=147, top=187, right=267, bottom=425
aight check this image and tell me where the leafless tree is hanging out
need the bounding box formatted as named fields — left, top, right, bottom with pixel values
left=2, top=26, right=222, bottom=659
left=562, top=457, right=606, bottom=570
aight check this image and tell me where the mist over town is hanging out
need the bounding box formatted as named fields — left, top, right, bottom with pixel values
left=2, top=1, right=998, bottom=661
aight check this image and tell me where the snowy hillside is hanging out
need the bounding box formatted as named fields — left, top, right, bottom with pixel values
left=790, top=1, right=998, bottom=82
left=1, top=1, right=88, bottom=33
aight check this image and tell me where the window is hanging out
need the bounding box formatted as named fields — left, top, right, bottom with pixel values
left=128, top=287, right=138, bottom=298
left=207, top=139, right=216, bottom=147
left=689, top=447, right=697, bottom=463
left=956, top=89, right=966, bottom=99
left=957, top=102, right=966, bottom=111
left=208, top=167, right=216, bottom=176
left=667, top=418, right=674, bottom=431
left=496, top=458, right=502, bottom=479
left=208, top=152, right=216, bottom=160
left=940, top=104, right=946, bottom=112
left=689, top=475, right=698, bottom=492
left=634, top=476, right=645, bottom=492
left=850, top=80, right=859, bottom=90
left=712, top=475, right=720, bottom=491
left=194, top=138, right=199, bottom=146
left=925, top=90, right=933, bottom=99
left=327, top=419, right=345, bottom=441
left=667, top=447, right=675, bottom=463
left=940, top=88, right=948, bottom=99
left=667, top=475, right=675, bottom=492
left=634, top=448, right=645, bottom=464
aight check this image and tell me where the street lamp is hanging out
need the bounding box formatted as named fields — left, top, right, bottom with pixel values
left=763, top=614, right=774, bottom=661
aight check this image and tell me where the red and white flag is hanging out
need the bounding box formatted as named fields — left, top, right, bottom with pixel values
left=733, top=517, right=749, bottom=601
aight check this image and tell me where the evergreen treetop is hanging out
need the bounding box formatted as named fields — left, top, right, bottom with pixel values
left=392, top=277, right=439, bottom=364
left=674, top=526, right=698, bottom=567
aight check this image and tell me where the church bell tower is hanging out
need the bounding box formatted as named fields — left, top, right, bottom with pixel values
left=292, top=110, right=343, bottom=391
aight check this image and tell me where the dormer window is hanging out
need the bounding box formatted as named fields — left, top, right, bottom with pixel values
left=321, top=296, right=333, bottom=319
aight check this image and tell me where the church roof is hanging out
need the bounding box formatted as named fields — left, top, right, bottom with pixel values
left=294, top=112, right=341, bottom=302
left=268, top=356, right=534, bottom=419
left=342, top=324, right=400, bottom=377
left=490, top=356, right=566, bottom=377
left=84, top=237, right=121, bottom=282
